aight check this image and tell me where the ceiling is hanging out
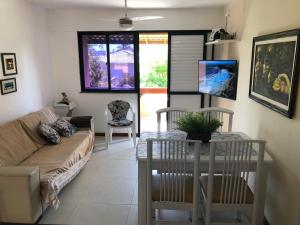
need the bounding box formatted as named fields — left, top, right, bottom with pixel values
left=29, top=0, right=230, bottom=9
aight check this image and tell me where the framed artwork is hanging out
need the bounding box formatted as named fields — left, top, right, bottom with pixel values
left=0, top=78, right=17, bottom=95
left=1, top=53, right=18, bottom=76
left=249, top=29, right=300, bottom=118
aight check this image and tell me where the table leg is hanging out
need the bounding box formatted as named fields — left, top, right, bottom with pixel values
left=252, top=163, right=270, bottom=225
left=138, top=160, right=147, bottom=225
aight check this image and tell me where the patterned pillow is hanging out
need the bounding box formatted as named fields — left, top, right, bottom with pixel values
left=108, top=100, right=130, bottom=121
left=51, top=119, right=77, bottom=137
left=39, top=123, right=61, bottom=144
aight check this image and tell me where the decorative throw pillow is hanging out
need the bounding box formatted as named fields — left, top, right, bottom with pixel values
left=108, top=100, right=130, bottom=121
left=51, top=119, right=77, bottom=137
left=38, top=123, right=61, bottom=144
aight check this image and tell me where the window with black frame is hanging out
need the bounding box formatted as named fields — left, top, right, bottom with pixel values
left=78, top=33, right=136, bottom=92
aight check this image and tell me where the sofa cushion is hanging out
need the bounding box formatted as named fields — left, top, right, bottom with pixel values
left=19, top=107, right=59, bottom=147
left=19, top=130, right=93, bottom=175
left=19, top=112, right=47, bottom=147
left=39, top=123, right=61, bottom=144
left=51, top=119, right=77, bottom=137
left=0, top=120, right=39, bottom=166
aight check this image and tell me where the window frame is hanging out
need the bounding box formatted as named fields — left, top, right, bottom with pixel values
left=78, top=31, right=139, bottom=93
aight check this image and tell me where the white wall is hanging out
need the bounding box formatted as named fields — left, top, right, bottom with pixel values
left=0, top=0, right=53, bottom=124
left=47, top=7, right=223, bottom=132
left=214, top=0, right=300, bottom=224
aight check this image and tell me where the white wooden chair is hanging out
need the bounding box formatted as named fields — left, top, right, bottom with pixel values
left=104, top=100, right=136, bottom=149
left=199, top=107, right=234, bottom=132
left=146, top=138, right=201, bottom=225
left=200, top=139, right=266, bottom=225
left=156, top=107, right=188, bottom=132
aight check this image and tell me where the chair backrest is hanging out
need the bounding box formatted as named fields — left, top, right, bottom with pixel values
left=199, top=107, right=234, bottom=132
left=206, top=139, right=265, bottom=212
left=146, top=138, right=201, bottom=224
left=107, top=100, right=130, bottom=121
left=156, top=107, right=188, bottom=132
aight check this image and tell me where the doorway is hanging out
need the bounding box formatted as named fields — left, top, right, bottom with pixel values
left=139, top=33, right=168, bottom=132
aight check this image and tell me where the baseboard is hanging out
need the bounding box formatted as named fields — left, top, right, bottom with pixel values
left=95, top=132, right=128, bottom=137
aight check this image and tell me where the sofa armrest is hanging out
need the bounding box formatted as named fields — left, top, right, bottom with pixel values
left=70, top=116, right=95, bottom=134
left=0, top=167, right=42, bottom=223
left=62, top=116, right=72, bottom=121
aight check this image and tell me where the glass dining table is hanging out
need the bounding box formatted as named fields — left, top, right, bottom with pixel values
left=136, top=131, right=273, bottom=225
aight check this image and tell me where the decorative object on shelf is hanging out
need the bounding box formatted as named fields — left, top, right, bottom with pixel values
left=208, top=28, right=234, bottom=42
left=249, top=29, right=300, bottom=118
left=0, top=78, right=17, bottom=95
left=175, top=112, right=222, bottom=143
left=58, top=92, right=70, bottom=105
left=207, top=29, right=236, bottom=45
left=208, top=28, right=221, bottom=42
left=207, top=13, right=236, bottom=44
left=1, top=53, right=18, bottom=76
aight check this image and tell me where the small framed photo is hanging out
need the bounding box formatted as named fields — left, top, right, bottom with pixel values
left=0, top=78, right=17, bottom=95
left=249, top=29, right=300, bottom=118
left=1, top=53, right=18, bottom=76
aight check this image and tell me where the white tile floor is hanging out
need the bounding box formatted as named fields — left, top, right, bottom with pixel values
left=39, top=136, right=237, bottom=225
left=39, top=136, right=138, bottom=225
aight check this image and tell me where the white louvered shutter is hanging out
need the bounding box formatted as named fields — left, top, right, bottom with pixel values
left=170, top=35, right=204, bottom=92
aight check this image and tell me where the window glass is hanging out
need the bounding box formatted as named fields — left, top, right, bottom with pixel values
left=109, top=34, right=135, bottom=90
left=79, top=33, right=136, bottom=92
left=82, top=35, right=108, bottom=89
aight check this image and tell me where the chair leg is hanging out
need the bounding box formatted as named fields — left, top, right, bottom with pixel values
left=236, top=211, right=242, bottom=222
left=105, top=126, right=109, bottom=149
left=205, top=209, right=211, bottom=225
left=198, top=186, right=205, bottom=220
left=128, top=128, right=132, bottom=140
left=189, top=211, right=192, bottom=221
left=152, top=209, right=156, bottom=219
left=109, top=128, right=113, bottom=143
left=132, top=125, right=136, bottom=147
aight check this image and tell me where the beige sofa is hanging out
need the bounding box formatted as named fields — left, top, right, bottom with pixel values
left=0, top=107, right=94, bottom=223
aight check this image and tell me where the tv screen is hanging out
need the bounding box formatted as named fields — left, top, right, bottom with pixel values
left=198, top=60, right=238, bottom=100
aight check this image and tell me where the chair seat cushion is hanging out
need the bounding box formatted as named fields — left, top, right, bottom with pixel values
left=200, top=175, right=254, bottom=204
left=152, top=174, right=194, bottom=203
left=108, top=119, right=133, bottom=127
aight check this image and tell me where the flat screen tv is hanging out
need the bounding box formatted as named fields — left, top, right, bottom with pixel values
left=198, top=60, right=238, bottom=100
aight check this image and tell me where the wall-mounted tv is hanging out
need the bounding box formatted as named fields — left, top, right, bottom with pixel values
left=198, top=60, right=238, bottom=100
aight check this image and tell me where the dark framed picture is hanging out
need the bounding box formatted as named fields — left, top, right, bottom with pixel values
left=1, top=53, right=18, bottom=76
left=249, top=29, right=300, bottom=118
left=0, top=78, right=17, bottom=95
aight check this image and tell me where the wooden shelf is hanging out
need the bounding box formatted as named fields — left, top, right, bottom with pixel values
left=205, top=39, right=239, bottom=45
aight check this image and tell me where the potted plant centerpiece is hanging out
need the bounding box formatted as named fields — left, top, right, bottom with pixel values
left=175, top=112, right=222, bottom=143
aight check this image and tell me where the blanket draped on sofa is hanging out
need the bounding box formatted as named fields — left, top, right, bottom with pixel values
left=0, top=107, right=94, bottom=209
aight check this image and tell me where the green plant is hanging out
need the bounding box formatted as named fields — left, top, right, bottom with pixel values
left=175, top=112, right=222, bottom=133
left=140, top=62, right=167, bottom=87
